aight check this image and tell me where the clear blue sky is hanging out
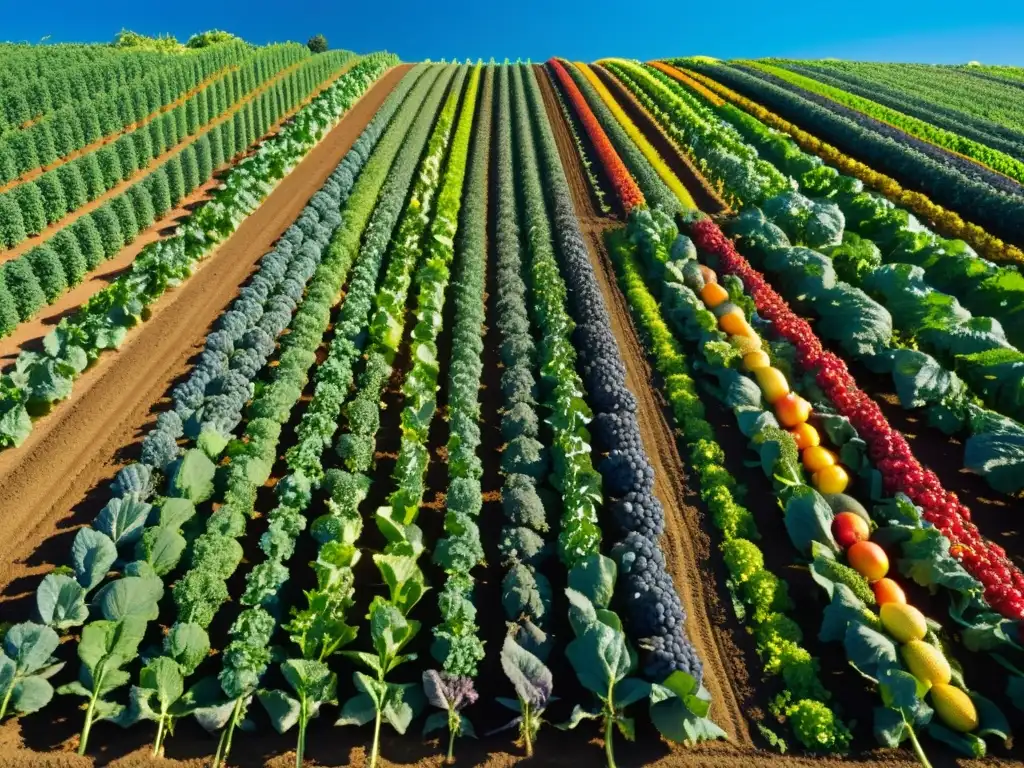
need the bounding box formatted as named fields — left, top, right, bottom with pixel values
left=3, top=0, right=1023, bottom=65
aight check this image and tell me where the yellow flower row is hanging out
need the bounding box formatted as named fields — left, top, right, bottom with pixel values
left=572, top=60, right=697, bottom=210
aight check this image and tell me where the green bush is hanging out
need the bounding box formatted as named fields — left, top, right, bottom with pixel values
left=50, top=229, right=87, bottom=286
left=72, top=217, right=105, bottom=270
left=81, top=154, right=106, bottom=198
left=57, top=164, right=88, bottom=210
left=162, top=111, right=179, bottom=147
left=180, top=144, right=200, bottom=195
left=307, top=34, right=328, bottom=53
left=0, top=195, right=27, bottom=248
left=9, top=132, right=39, bottom=175
left=165, top=155, right=185, bottom=205
left=26, top=245, right=67, bottom=302
left=148, top=168, right=172, bottom=218
left=79, top=103, right=102, bottom=143
left=116, top=137, right=140, bottom=177
left=128, top=184, right=155, bottom=229
left=36, top=173, right=67, bottom=224
left=2, top=258, right=46, bottom=320
left=3, top=90, right=29, bottom=127
left=92, top=205, right=125, bottom=259
left=96, top=146, right=123, bottom=188
left=111, top=195, right=139, bottom=243
left=52, top=116, right=76, bottom=157
left=149, top=119, right=167, bottom=155
left=195, top=134, right=213, bottom=180
left=208, top=128, right=225, bottom=167
left=11, top=183, right=47, bottom=235
left=0, top=143, right=17, bottom=185
left=0, top=273, right=19, bottom=337
left=33, top=124, right=58, bottom=167
left=132, top=128, right=154, bottom=165
left=220, top=120, right=236, bottom=160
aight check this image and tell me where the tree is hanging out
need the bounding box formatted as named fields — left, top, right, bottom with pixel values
left=58, top=164, right=88, bottom=210
left=96, top=146, right=124, bottom=189
left=195, top=134, right=213, bottom=182
left=180, top=145, right=200, bottom=195
left=0, top=142, right=17, bottom=185
left=165, top=155, right=185, bottom=207
left=128, top=184, right=155, bottom=230
left=111, top=195, right=139, bottom=244
left=307, top=34, right=328, bottom=54
left=132, top=127, right=154, bottom=166
left=71, top=217, right=105, bottom=270
left=50, top=229, right=88, bottom=286
left=25, top=245, right=67, bottom=302
left=80, top=153, right=107, bottom=199
left=0, top=272, right=20, bottom=337
left=2, top=258, right=46, bottom=321
left=0, top=194, right=28, bottom=253
left=115, top=135, right=140, bottom=177
left=9, top=131, right=39, bottom=176
left=91, top=204, right=125, bottom=259
left=11, top=183, right=47, bottom=235
left=148, top=167, right=173, bottom=219
left=35, top=172, right=68, bottom=224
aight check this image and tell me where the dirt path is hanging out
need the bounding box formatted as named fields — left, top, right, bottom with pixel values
left=592, top=63, right=730, bottom=214
left=0, top=65, right=412, bottom=594
left=0, top=57, right=358, bottom=264
left=535, top=63, right=753, bottom=746
left=0, top=65, right=239, bottom=196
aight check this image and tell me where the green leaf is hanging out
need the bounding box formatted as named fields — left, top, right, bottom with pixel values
left=844, top=622, right=899, bottom=681
left=164, top=623, right=210, bottom=677
left=337, top=693, right=377, bottom=727
left=0, top=402, right=31, bottom=448
left=35, top=573, right=88, bottom=629
left=557, top=704, right=601, bottom=730
left=9, top=675, right=54, bottom=715
left=257, top=689, right=300, bottom=734
left=873, top=705, right=911, bottom=748
left=615, top=677, right=651, bottom=708
left=95, top=497, right=151, bottom=548
left=927, top=721, right=984, bottom=758
left=158, top=498, right=196, bottom=530
left=140, top=657, right=184, bottom=717
left=423, top=710, right=448, bottom=737
left=964, top=430, right=1024, bottom=495
left=70, top=528, right=117, bottom=591
left=879, top=668, right=932, bottom=726
left=96, top=576, right=162, bottom=622
left=819, top=583, right=870, bottom=643
left=567, top=554, right=617, bottom=610
left=138, top=526, right=187, bottom=576
left=782, top=485, right=838, bottom=556
left=565, top=621, right=630, bottom=698
left=168, top=449, right=216, bottom=503
left=971, top=692, right=1011, bottom=745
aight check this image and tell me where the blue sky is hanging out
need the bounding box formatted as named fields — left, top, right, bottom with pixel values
left=2, top=0, right=1023, bottom=64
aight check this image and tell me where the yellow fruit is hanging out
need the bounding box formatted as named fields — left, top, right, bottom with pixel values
left=930, top=684, right=979, bottom=733
left=802, top=445, right=836, bottom=472
left=812, top=464, right=849, bottom=494
left=700, top=282, right=729, bottom=308
left=743, top=350, right=771, bottom=371
left=902, top=640, right=951, bottom=686
left=880, top=603, right=927, bottom=643
left=754, top=366, right=790, bottom=404
left=790, top=422, right=820, bottom=450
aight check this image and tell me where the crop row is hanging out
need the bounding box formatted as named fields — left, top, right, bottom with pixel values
left=0, top=54, right=398, bottom=449
left=610, top=60, right=1024, bottom=495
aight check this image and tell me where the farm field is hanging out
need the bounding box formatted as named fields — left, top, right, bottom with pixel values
left=1, top=35, right=1024, bottom=768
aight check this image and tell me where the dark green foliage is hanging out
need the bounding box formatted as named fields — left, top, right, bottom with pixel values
left=2, top=258, right=46, bottom=320
left=233, top=111, right=246, bottom=156
left=25, top=245, right=68, bottom=302
left=115, top=137, right=140, bottom=177
left=92, top=204, right=125, bottom=259
left=81, top=154, right=106, bottom=198
left=149, top=118, right=167, bottom=155
left=196, top=134, right=213, bottom=180
left=128, top=184, right=155, bottom=230
left=35, top=173, right=67, bottom=224
left=50, top=229, right=88, bottom=286
left=165, top=155, right=185, bottom=205
left=0, top=273, right=19, bottom=336
left=52, top=118, right=76, bottom=157
left=220, top=120, right=236, bottom=160
left=72, top=217, right=105, bottom=270
left=96, top=145, right=124, bottom=189
left=132, top=127, right=154, bottom=165
left=33, top=123, right=58, bottom=167
left=0, top=143, right=17, bottom=185
left=57, top=164, right=88, bottom=210
left=111, top=195, right=139, bottom=243
left=180, top=144, right=200, bottom=194
left=11, top=183, right=47, bottom=235
left=79, top=103, right=102, bottom=143
left=208, top=128, right=225, bottom=168
left=162, top=111, right=179, bottom=148
left=307, top=34, right=328, bottom=53
left=9, top=132, right=39, bottom=175
left=148, top=167, right=172, bottom=218
left=0, top=195, right=27, bottom=248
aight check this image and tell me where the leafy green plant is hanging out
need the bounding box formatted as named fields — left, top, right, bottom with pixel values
left=492, top=635, right=554, bottom=757
left=259, top=660, right=337, bottom=767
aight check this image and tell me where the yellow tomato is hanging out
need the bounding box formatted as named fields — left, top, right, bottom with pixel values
left=754, top=367, right=790, bottom=404
left=812, top=464, right=849, bottom=494
left=802, top=445, right=837, bottom=473
left=743, top=350, right=772, bottom=371
left=790, top=422, right=820, bottom=450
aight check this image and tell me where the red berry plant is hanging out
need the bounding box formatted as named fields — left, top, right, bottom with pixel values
left=688, top=216, right=1024, bottom=620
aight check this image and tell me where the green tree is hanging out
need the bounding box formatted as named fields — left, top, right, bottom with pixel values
left=35, top=173, right=68, bottom=224
left=180, top=144, right=200, bottom=195
left=2, top=258, right=46, bottom=320
left=0, top=195, right=27, bottom=248
left=307, top=34, right=328, bottom=53
left=220, top=121, right=236, bottom=161
left=80, top=154, right=107, bottom=199
left=50, top=229, right=88, bottom=286
left=58, top=164, right=89, bottom=210
left=162, top=111, right=180, bottom=148
left=9, top=131, right=39, bottom=175
left=111, top=195, right=139, bottom=244
left=78, top=103, right=102, bottom=143
left=11, top=183, right=47, bottom=235
left=33, top=123, right=59, bottom=167
left=3, top=90, right=29, bottom=128
left=26, top=245, right=68, bottom=302
left=173, top=105, right=187, bottom=143
left=116, top=136, right=140, bottom=177
left=92, top=205, right=124, bottom=259
left=148, top=167, right=172, bottom=219
left=233, top=111, right=247, bottom=155
left=208, top=128, right=225, bottom=168
left=195, top=134, right=213, bottom=181
left=71, top=217, right=105, bottom=270
left=96, top=146, right=124, bottom=188
left=128, top=184, right=155, bottom=230
left=165, top=155, right=185, bottom=206
left=52, top=116, right=77, bottom=157
left=0, top=142, right=17, bottom=185
left=0, top=272, right=19, bottom=337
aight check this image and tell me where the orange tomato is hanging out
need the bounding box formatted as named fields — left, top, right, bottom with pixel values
left=831, top=511, right=869, bottom=548
left=873, top=578, right=907, bottom=606
left=700, top=282, right=730, bottom=308
left=812, top=464, right=849, bottom=494
left=775, top=393, right=811, bottom=427
left=802, top=445, right=837, bottom=472
left=848, top=540, right=889, bottom=582
left=790, top=422, right=820, bottom=450
left=698, top=264, right=717, bottom=285
left=754, top=366, right=790, bottom=404
left=743, top=350, right=772, bottom=371
left=719, top=312, right=751, bottom=337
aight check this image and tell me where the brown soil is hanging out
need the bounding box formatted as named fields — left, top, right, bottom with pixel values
left=0, top=65, right=239, bottom=196
left=0, top=57, right=357, bottom=264
left=0, top=65, right=412, bottom=594
left=591, top=63, right=730, bottom=214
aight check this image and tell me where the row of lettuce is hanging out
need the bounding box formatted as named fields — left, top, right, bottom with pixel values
left=0, top=53, right=387, bottom=449
left=0, top=60, right=727, bottom=768
left=546, top=55, right=1022, bottom=761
